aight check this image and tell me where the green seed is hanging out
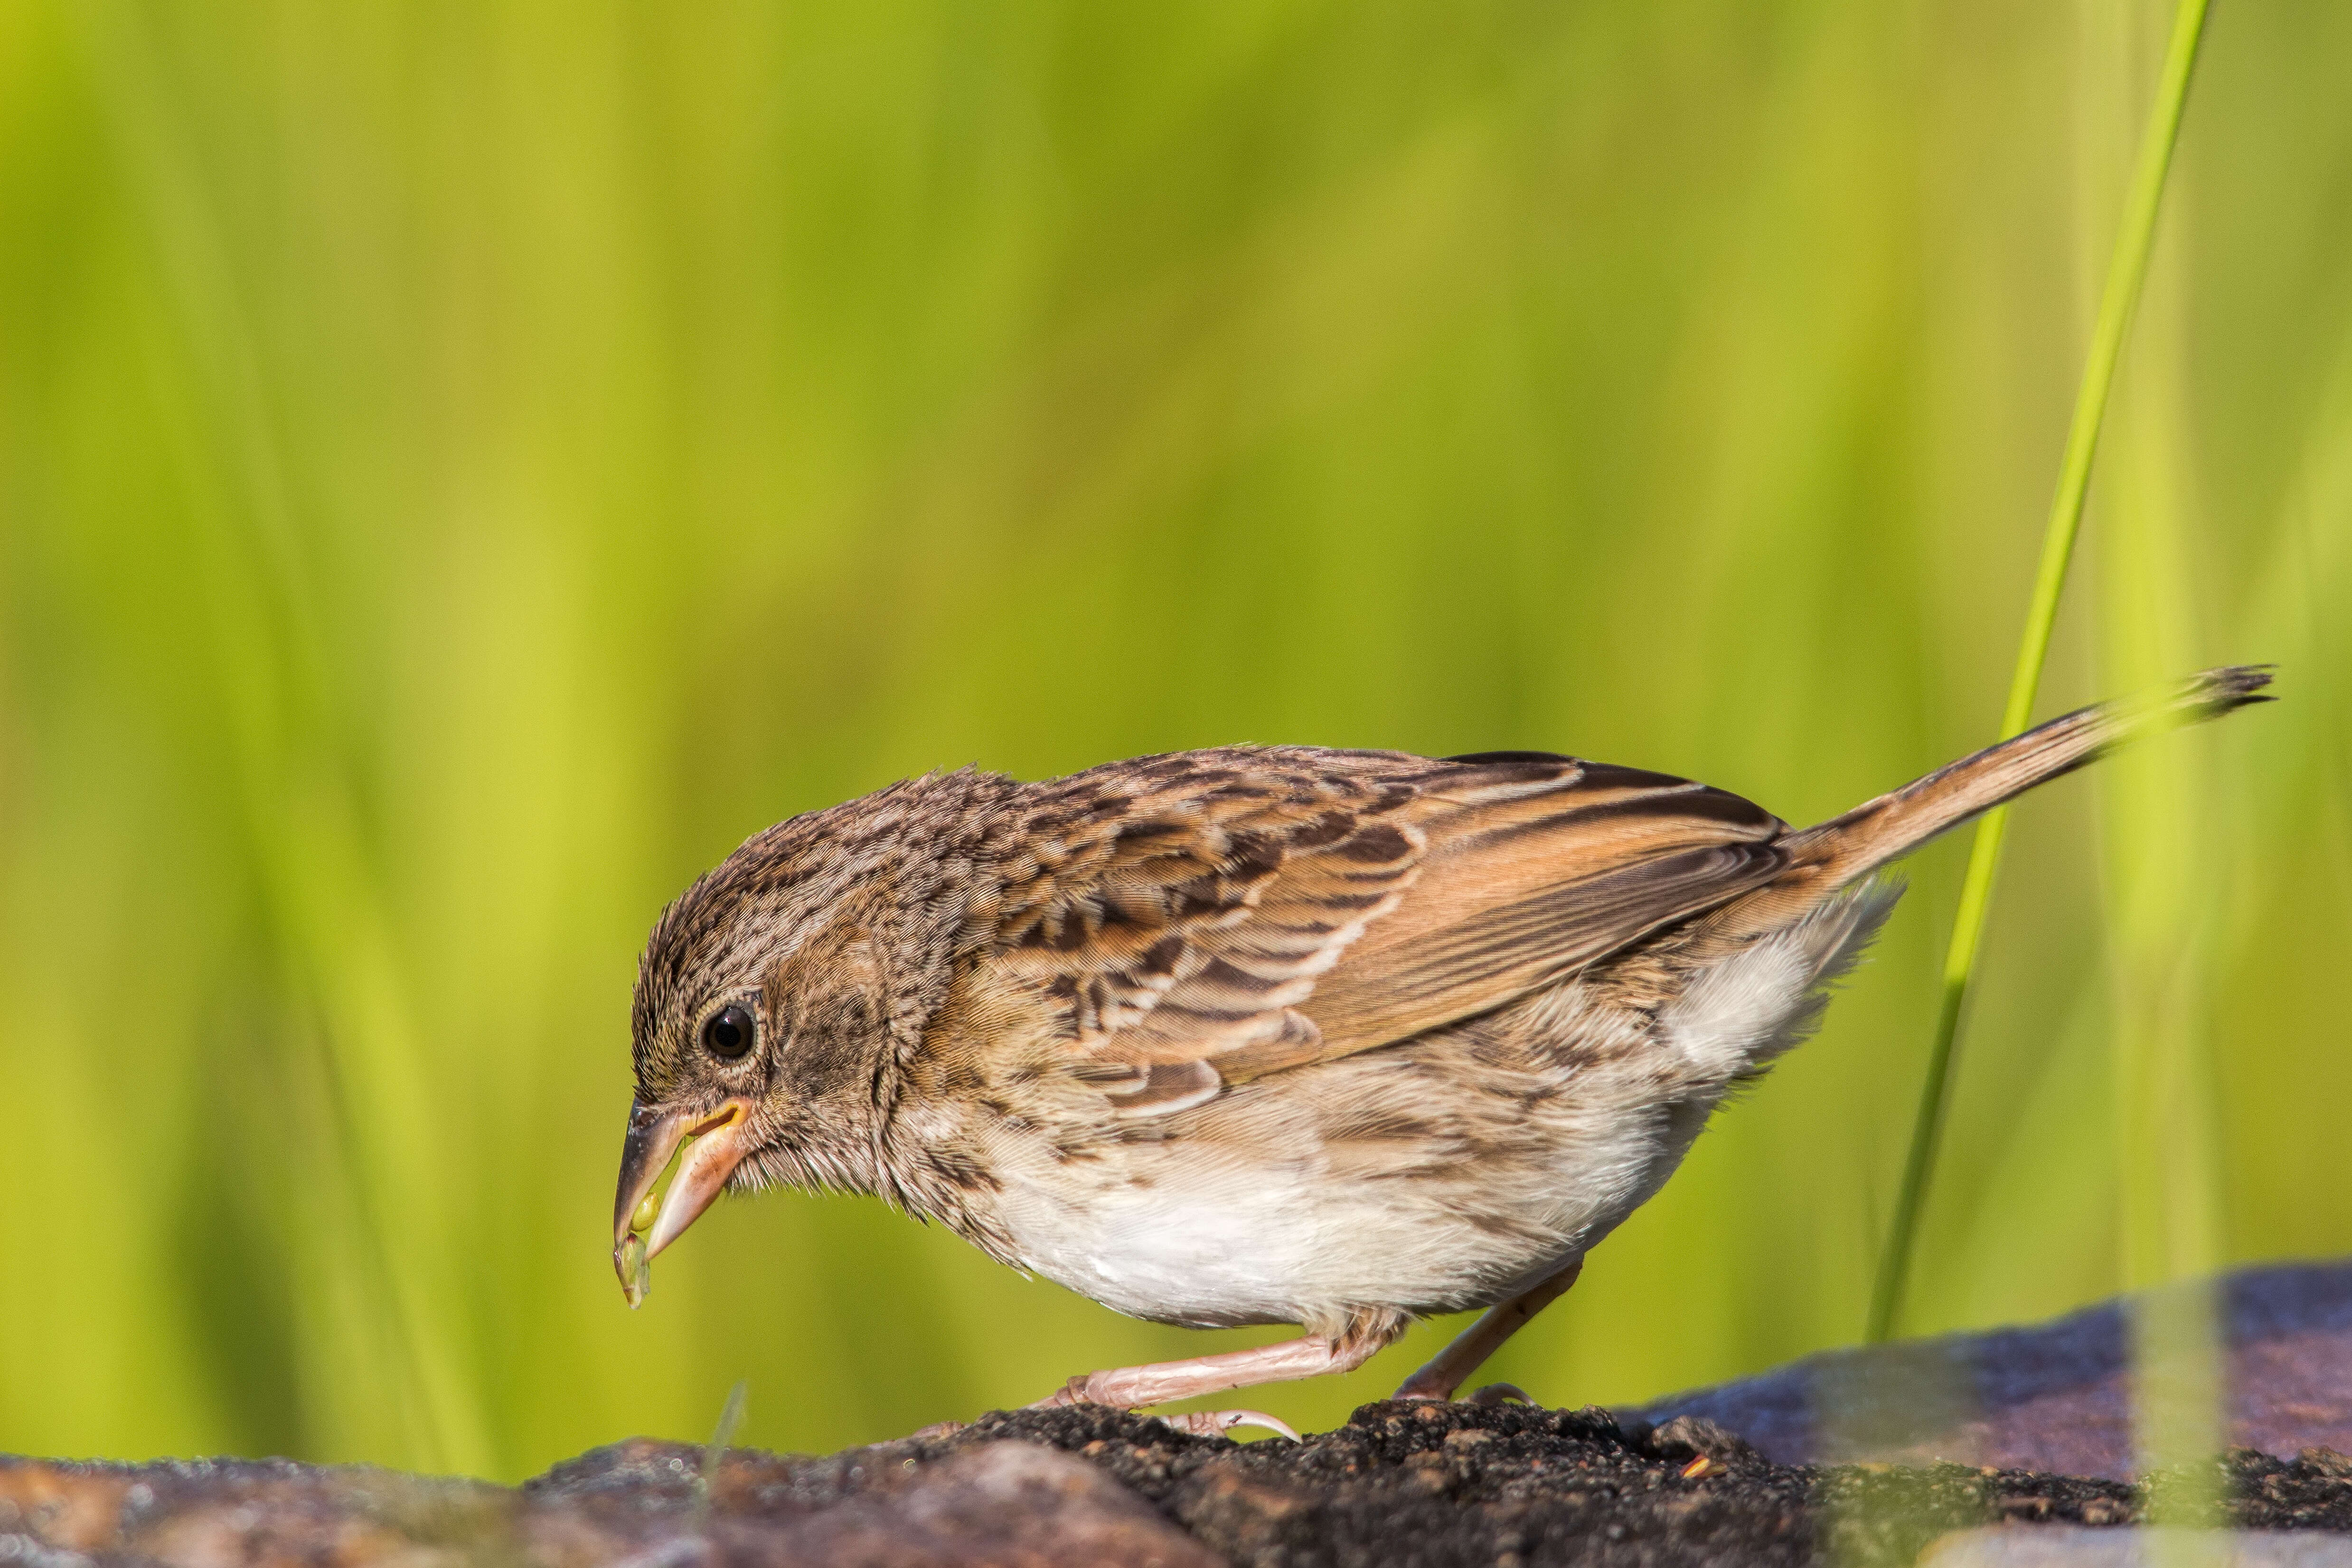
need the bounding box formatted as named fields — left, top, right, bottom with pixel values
left=631, top=1190, right=659, bottom=1235
left=620, top=1233, right=650, bottom=1309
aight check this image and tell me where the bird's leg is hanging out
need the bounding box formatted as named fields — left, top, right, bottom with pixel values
left=1392, top=1257, right=1584, bottom=1401
left=1035, top=1311, right=1403, bottom=1438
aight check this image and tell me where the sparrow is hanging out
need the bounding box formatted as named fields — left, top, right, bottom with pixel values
left=611, top=666, right=2269, bottom=1434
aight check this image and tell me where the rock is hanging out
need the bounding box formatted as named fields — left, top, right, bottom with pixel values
left=1922, top=1525, right=2352, bottom=1566
left=1636, top=1261, right=2352, bottom=1478
left=706, top=1441, right=1225, bottom=1567
left=7, top=1260, right=2352, bottom=1566
left=0, top=1438, right=1215, bottom=1568
left=25, top=1402, right=2349, bottom=1568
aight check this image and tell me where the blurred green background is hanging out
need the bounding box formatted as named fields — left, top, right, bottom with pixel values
left=2, top=0, right=2347, bottom=1483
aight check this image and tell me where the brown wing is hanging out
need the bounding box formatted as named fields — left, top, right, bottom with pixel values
left=976, top=748, right=1429, bottom=1113
left=972, top=747, right=1790, bottom=1113
left=1276, top=756, right=1791, bottom=1068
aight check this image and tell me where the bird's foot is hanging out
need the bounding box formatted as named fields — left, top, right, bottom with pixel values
left=1393, top=1379, right=1533, bottom=1406
left=1465, top=1382, right=1533, bottom=1407
left=1028, top=1380, right=1299, bottom=1440
left=1153, top=1408, right=1300, bottom=1441
left=1030, top=1376, right=1099, bottom=1409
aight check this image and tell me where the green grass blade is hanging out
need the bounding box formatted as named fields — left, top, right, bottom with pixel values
left=696, top=1380, right=750, bottom=1524
left=1865, top=0, right=2214, bottom=1346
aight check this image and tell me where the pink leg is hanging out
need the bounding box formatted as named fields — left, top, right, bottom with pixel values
left=1036, top=1311, right=1403, bottom=1436
left=1392, top=1257, right=1584, bottom=1401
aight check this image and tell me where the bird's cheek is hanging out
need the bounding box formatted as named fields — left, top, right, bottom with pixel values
left=779, top=1033, right=866, bottom=1101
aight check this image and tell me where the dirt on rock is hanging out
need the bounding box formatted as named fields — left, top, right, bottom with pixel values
left=10, top=1262, right=2352, bottom=1566
left=893, top=1399, right=2352, bottom=1567
left=11, top=1399, right=2352, bottom=1568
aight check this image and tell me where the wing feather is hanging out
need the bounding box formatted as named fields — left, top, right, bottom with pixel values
left=963, top=746, right=1790, bottom=1110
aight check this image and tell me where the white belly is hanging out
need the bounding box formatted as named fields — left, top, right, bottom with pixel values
left=991, top=1048, right=1701, bottom=1331
left=984, top=891, right=1898, bottom=1332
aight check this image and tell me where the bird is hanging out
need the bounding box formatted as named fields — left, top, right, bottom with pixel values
left=611, top=665, right=2269, bottom=1436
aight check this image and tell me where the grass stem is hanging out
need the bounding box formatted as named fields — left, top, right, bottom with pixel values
left=1865, top=0, right=2213, bottom=1345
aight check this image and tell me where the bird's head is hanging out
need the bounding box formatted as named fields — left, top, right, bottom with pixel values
left=609, top=772, right=995, bottom=1303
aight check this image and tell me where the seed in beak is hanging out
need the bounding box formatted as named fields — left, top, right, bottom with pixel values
left=631, top=1190, right=659, bottom=1235
left=619, top=1233, right=651, bottom=1308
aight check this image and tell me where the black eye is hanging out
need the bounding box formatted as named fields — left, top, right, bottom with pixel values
left=701, top=1003, right=756, bottom=1061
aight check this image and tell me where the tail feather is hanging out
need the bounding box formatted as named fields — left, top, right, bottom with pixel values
left=1705, top=665, right=2272, bottom=938
left=1785, top=664, right=2273, bottom=885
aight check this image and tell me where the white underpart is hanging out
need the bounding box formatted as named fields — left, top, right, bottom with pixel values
left=1661, top=884, right=1896, bottom=1077
left=997, top=880, right=1903, bottom=1331
left=1595, top=880, right=1904, bottom=1249
left=1011, top=1173, right=1353, bottom=1327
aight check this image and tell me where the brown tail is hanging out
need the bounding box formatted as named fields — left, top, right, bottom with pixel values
left=1720, top=666, right=2273, bottom=932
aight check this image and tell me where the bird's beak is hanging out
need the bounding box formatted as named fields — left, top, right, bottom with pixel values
left=611, top=1096, right=755, bottom=1305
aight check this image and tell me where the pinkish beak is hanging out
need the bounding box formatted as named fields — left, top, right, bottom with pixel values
left=611, top=1096, right=755, bottom=1305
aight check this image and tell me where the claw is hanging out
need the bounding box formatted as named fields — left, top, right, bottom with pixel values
left=1024, top=1380, right=1300, bottom=1441
left=1466, top=1382, right=1533, bottom=1407
left=1155, top=1408, right=1300, bottom=1441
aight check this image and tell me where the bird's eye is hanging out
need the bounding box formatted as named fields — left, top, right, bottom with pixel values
left=701, top=1003, right=756, bottom=1061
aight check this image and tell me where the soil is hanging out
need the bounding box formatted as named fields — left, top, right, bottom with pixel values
left=884, top=1400, right=2352, bottom=1567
